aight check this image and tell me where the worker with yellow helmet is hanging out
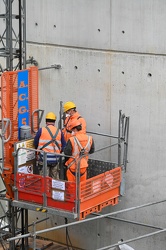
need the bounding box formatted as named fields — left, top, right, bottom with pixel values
left=63, top=101, right=86, bottom=142
left=34, top=112, right=66, bottom=178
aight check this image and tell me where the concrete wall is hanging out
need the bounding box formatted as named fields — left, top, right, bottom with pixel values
left=1, top=0, right=166, bottom=249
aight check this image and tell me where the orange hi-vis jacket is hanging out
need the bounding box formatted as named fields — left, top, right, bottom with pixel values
left=63, top=111, right=86, bottom=142
left=38, top=125, right=62, bottom=162
left=65, top=133, right=93, bottom=174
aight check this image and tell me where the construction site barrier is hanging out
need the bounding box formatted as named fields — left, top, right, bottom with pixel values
left=15, top=158, right=121, bottom=220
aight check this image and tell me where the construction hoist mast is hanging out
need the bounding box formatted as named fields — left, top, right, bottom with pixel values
left=0, top=0, right=26, bottom=72
left=0, top=1, right=27, bottom=249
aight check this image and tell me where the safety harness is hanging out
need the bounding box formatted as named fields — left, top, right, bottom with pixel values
left=67, top=135, right=91, bottom=169
left=40, top=126, right=60, bottom=151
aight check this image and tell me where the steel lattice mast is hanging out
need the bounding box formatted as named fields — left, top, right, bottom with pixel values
left=0, top=0, right=26, bottom=72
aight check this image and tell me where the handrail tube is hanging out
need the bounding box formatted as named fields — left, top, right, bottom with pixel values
left=93, top=142, right=119, bottom=154
left=93, top=214, right=163, bottom=230
left=118, top=110, right=122, bottom=166
left=1, top=118, right=12, bottom=172
left=87, top=131, right=118, bottom=139
left=2, top=118, right=12, bottom=143
left=43, top=151, right=47, bottom=207
left=31, top=109, right=44, bottom=134
left=58, top=101, right=64, bottom=179
left=96, top=228, right=166, bottom=250
left=7, top=199, right=166, bottom=242
left=124, top=117, right=130, bottom=172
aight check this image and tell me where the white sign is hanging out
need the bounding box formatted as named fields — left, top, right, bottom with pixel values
left=18, top=165, right=33, bottom=174
left=16, top=142, right=27, bottom=165
left=16, top=141, right=35, bottom=165
left=52, top=179, right=65, bottom=191
left=26, top=150, right=35, bottom=161
left=18, top=149, right=27, bottom=165
left=52, top=190, right=65, bottom=201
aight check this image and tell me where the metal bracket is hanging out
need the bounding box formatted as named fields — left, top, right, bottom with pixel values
left=38, top=64, right=62, bottom=71
left=26, top=56, right=38, bottom=66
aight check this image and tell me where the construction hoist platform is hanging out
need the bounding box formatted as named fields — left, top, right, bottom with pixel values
left=0, top=66, right=129, bottom=221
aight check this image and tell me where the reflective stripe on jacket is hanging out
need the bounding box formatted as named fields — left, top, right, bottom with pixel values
left=63, top=111, right=86, bottom=142
left=38, top=125, right=62, bottom=154
left=65, top=133, right=92, bottom=172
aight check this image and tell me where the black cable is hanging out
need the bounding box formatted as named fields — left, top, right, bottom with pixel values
left=65, top=217, right=74, bottom=250
left=65, top=218, right=70, bottom=250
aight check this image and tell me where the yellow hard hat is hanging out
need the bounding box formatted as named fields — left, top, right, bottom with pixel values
left=45, top=112, right=56, bottom=120
left=63, top=101, right=76, bottom=112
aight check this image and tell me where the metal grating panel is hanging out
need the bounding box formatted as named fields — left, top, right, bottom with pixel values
left=87, top=159, right=116, bottom=178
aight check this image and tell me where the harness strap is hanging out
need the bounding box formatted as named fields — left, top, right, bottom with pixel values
left=74, top=136, right=91, bottom=154
left=40, top=126, right=60, bottom=151
left=67, top=159, right=76, bottom=169
left=67, top=136, right=90, bottom=169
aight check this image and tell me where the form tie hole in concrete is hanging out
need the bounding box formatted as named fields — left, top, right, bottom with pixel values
left=98, top=69, right=100, bottom=72
left=148, top=73, right=152, bottom=77
left=54, top=25, right=56, bottom=28
left=122, top=30, right=125, bottom=34
left=122, top=71, right=124, bottom=74
left=98, top=123, right=100, bottom=126
left=75, top=66, right=78, bottom=69
left=98, top=29, right=101, bottom=32
left=35, top=22, right=38, bottom=26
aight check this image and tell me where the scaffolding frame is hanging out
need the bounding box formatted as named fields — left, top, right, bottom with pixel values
left=5, top=198, right=166, bottom=250
left=0, top=0, right=26, bottom=72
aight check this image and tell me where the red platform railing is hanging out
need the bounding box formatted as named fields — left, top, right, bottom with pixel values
left=16, top=166, right=121, bottom=220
